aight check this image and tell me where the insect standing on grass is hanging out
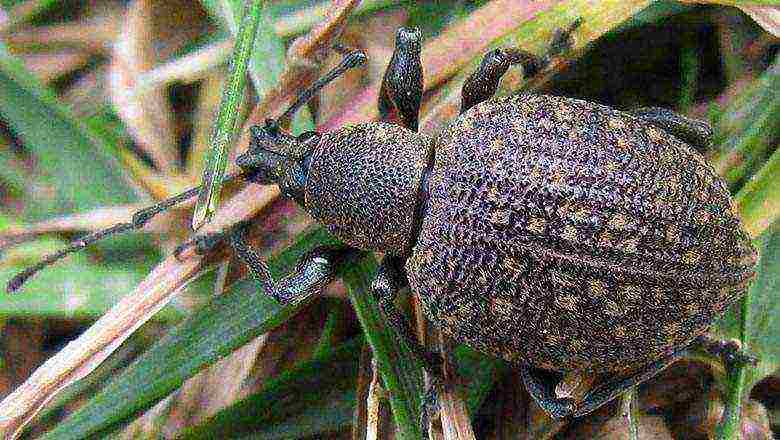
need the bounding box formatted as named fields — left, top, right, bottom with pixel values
left=7, top=19, right=758, bottom=434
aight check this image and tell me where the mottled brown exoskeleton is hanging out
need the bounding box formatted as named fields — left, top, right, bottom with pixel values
left=8, top=21, right=758, bottom=432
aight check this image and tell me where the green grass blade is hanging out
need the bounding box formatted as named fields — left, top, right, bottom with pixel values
left=713, top=58, right=779, bottom=190
left=39, top=227, right=344, bottom=440
left=735, top=146, right=780, bottom=239
left=178, top=338, right=362, bottom=439
left=0, top=43, right=136, bottom=219
left=200, top=0, right=286, bottom=99
left=0, top=240, right=163, bottom=318
left=192, top=0, right=264, bottom=229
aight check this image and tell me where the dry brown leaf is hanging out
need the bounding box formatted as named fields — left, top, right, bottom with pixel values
left=365, top=358, right=384, bottom=440
left=0, top=204, right=170, bottom=247
left=109, top=0, right=178, bottom=173
left=0, top=182, right=274, bottom=440
left=321, top=0, right=569, bottom=131
left=3, top=16, right=119, bottom=53
left=435, top=336, right=475, bottom=440
left=132, top=40, right=233, bottom=101
left=567, top=414, right=674, bottom=439
left=741, top=6, right=780, bottom=37
left=20, top=50, right=91, bottom=84
left=0, top=255, right=202, bottom=440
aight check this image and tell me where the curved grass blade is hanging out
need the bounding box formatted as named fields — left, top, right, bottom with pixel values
left=715, top=221, right=779, bottom=439
left=714, top=147, right=780, bottom=438
left=178, top=338, right=362, bottom=439
left=193, top=0, right=264, bottom=230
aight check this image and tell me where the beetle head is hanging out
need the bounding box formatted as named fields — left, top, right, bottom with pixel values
left=236, top=119, right=319, bottom=205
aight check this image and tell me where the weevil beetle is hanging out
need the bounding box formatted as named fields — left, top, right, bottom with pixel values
left=8, top=21, right=758, bottom=428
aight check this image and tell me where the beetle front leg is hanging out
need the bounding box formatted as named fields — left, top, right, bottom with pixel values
left=460, top=18, right=581, bottom=114
left=379, top=27, right=423, bottom=132
left=229, top=225, right=363, bottom=304
left=630, top=107, right=714, bottom=154
left=522, top=348, right=684, bottom=419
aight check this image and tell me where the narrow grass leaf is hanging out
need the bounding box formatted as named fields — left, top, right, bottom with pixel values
left=193, top=0, right=264, bottom=229
left=342, top=258, right=425, bottom=440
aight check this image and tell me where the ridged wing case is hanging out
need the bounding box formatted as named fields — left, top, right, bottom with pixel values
left=406, top=94, right=756, bottom=372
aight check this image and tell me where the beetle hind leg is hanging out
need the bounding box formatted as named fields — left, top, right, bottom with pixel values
left=694, top=334, right=758, bottom=368
left=460, top=18, right=582, bottom=114
left=630, top=107, right=714, bottom=154
left=521, top=348, right=685, bottom=419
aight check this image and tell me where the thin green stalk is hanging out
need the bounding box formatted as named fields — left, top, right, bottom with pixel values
left=679, top=31, right=698, bottom=111
left=621, top=387, right=640, bottom=440
left=192, top=0, right=263, bottom=230
left=716, top=293, right=751, bottom=440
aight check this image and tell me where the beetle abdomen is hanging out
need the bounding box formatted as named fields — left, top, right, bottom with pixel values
left=406, top=94, right=757, bottom=372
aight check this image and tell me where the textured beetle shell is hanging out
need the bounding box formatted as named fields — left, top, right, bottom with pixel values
left=305, top=123, right=432, bottom=254
left=405, top=94, right=757, bottom=373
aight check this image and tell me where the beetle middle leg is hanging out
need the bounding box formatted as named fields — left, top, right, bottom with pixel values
left=521, top=348, right=685, bottom=419
left=371, top=255, right=445, bottom=434
left=379, top=27, right=424, bottom=132
left=460, top=18, right=582, bottom=114
left=630, top=107, right=714, bottom=154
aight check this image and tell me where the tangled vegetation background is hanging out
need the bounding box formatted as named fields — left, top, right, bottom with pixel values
left=0, top=0, right=776, bottom=438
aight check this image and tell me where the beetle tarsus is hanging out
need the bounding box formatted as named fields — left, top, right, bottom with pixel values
left=695, top=334, right=759, bottom=369
left=629, top=107, right=714, bottom=154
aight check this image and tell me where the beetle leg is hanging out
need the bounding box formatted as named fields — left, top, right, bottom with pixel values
left=371, top=255, right=445, bottom=436
left=176, top=221, right=363, bottom=303
left=693, top=334, right=758, bottom=369
left=379, top=27, right=423, bottom=132
left=521, top=348, right=684, bottom=419
left=460, top=18, right=582, bottom=114
left=372, top=255, right=444, bottom=374
left=630, top=107, right=714, bottom=154
left=229, top=224, right=363, bottom=303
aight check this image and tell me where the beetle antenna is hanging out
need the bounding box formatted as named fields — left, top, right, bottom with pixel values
left=7, top=171, right=243, bottom=293
left=277, top=47, right=367, bottom=123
